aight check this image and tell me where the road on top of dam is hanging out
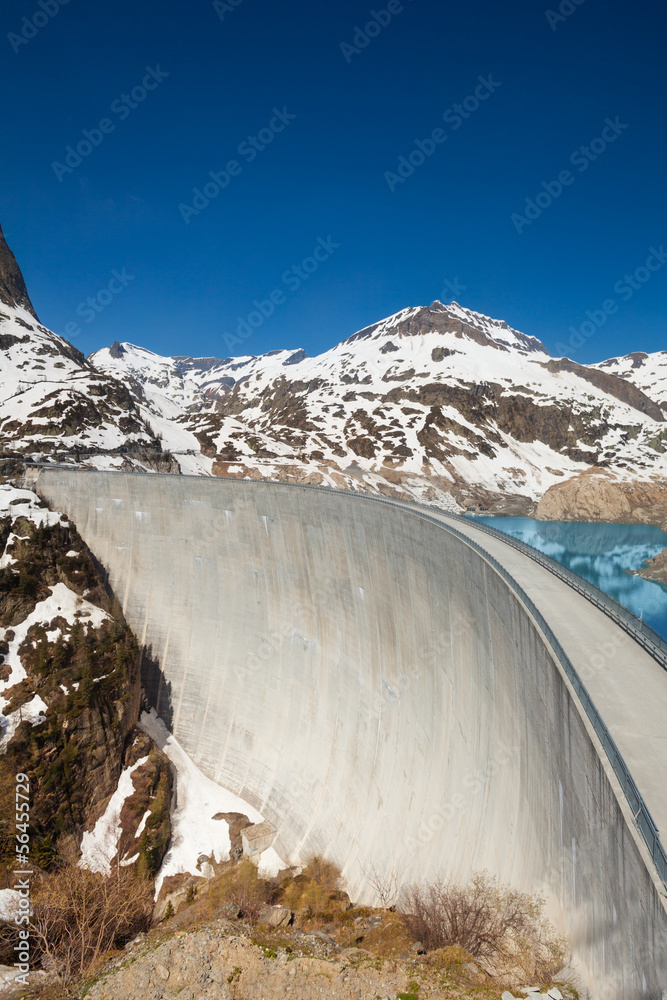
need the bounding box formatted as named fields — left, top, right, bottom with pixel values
left=390, top=500, right=667, bottom=848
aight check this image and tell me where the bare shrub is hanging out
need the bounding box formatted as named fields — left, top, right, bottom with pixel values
left=30, top=863, right=153, bottom=985
left=362, top=862, right=408, bottom=908
left=399, top=871, right=566, bottom=985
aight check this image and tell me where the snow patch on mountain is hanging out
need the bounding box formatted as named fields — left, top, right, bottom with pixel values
left=88, top=342, right=218, bottom=469
left=0, top=301, right=162, bottom=462
left=594, top=351, right=667, bottom=410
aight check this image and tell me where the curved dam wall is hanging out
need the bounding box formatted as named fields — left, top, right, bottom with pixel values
left=38, top=471, right=667, bottom=998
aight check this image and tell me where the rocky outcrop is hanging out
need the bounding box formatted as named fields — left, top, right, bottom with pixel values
left=637, top=548, right=667, bottom=586
left=0, top=223, right=38, bottom=320
left=115, top=731, right=173, bottom=877
left=0, top=504, right=145, bottom=864
left=535, top=469, right=667, bottom=529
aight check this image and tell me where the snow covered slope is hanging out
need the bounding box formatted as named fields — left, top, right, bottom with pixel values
left=138, top=301, right=665, bottom=511
left=0, top=226, right=168, bottom=469
left=594, top=351, right=667, bottom=413
left=88, top=341, right=217, bottom=467
left=3, top=219, right=666, bottom=511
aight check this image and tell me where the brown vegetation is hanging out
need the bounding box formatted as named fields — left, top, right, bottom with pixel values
left=29, top=863, right=153, bottom=987
left=399, top=871, right=566, bottom=986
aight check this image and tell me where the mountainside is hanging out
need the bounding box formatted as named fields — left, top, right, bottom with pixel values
left=2, top=224, right=667, bottom=516
left=87, top=342, right=233, bottom=475
left=91, top=301, right=667, bottom=512
left=0, top=228, right=173, bottom=472
left=594, top=351, right=667, bottom=415
left=0, top=485, right=170, bottom=869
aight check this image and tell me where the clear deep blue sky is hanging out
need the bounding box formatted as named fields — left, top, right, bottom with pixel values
left=1, top=0, right=665, bottom=363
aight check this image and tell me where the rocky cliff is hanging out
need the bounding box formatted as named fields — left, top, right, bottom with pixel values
left=0, top=485, right=171, bottom=871
left=0, top=223, right=38, bottom=321
left=535, top=469, right=667, bottom=529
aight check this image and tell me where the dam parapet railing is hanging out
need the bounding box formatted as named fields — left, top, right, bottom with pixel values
left=35, top=468, right=667, bottom=887
left=429, top=513, right=667, bottom=889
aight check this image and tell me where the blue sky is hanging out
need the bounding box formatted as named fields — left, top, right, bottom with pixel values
left=1, top=0, right=665, bottom=364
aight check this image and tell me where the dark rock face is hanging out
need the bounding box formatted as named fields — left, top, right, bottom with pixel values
left=543, top=358, right=664, bottom=422
left=0, top=516, right=144, bottom=863
left=283, top=349, right=308, bottom=366
left=431, top=347, right=456, bottom=362
left=109, top=340, right=126, bottom=359
left=116, top=732, right=173, bottom=877
left=0, top=223, right=38, bottom=320
left=172, top=355, right=225, bottom=374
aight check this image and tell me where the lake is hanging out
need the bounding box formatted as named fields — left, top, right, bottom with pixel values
left=473, top=517, right=667, bottom=643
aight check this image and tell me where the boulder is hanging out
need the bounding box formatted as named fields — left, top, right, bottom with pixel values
left=259, top=905, right=292, bottom=928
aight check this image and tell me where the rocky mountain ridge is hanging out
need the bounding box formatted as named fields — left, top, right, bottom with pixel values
left=92, top=301, right=667, bottom=515
left=594, top=351, right=667, bottom=416
left=0, top=228, right=173, bottom=472
left=2, top=223, right=666, bottom=519
left=0, top=222, right=38, bottom=321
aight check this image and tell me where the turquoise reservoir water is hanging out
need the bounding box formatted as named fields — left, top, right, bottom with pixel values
left=473, top=517, right=667, bottom=643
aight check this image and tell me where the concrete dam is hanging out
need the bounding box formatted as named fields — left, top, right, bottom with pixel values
left=37, top=471, right=667, bottom=998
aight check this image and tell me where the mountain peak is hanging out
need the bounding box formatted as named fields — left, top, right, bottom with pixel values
left=344, top=300, right=549, bottom=357
left=0, top=223, right=38, bottom=320
left=108, top=340, right=127, bottom=359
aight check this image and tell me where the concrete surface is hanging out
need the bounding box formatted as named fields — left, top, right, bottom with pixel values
left=37, top=471, right=667, bottom=999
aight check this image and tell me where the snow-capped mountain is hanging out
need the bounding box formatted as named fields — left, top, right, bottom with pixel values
left=2, top=221, right=666, bottom=514
left=0, top=225, right=170, bottom=470
left=88, top=300, right=667, bottom=512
